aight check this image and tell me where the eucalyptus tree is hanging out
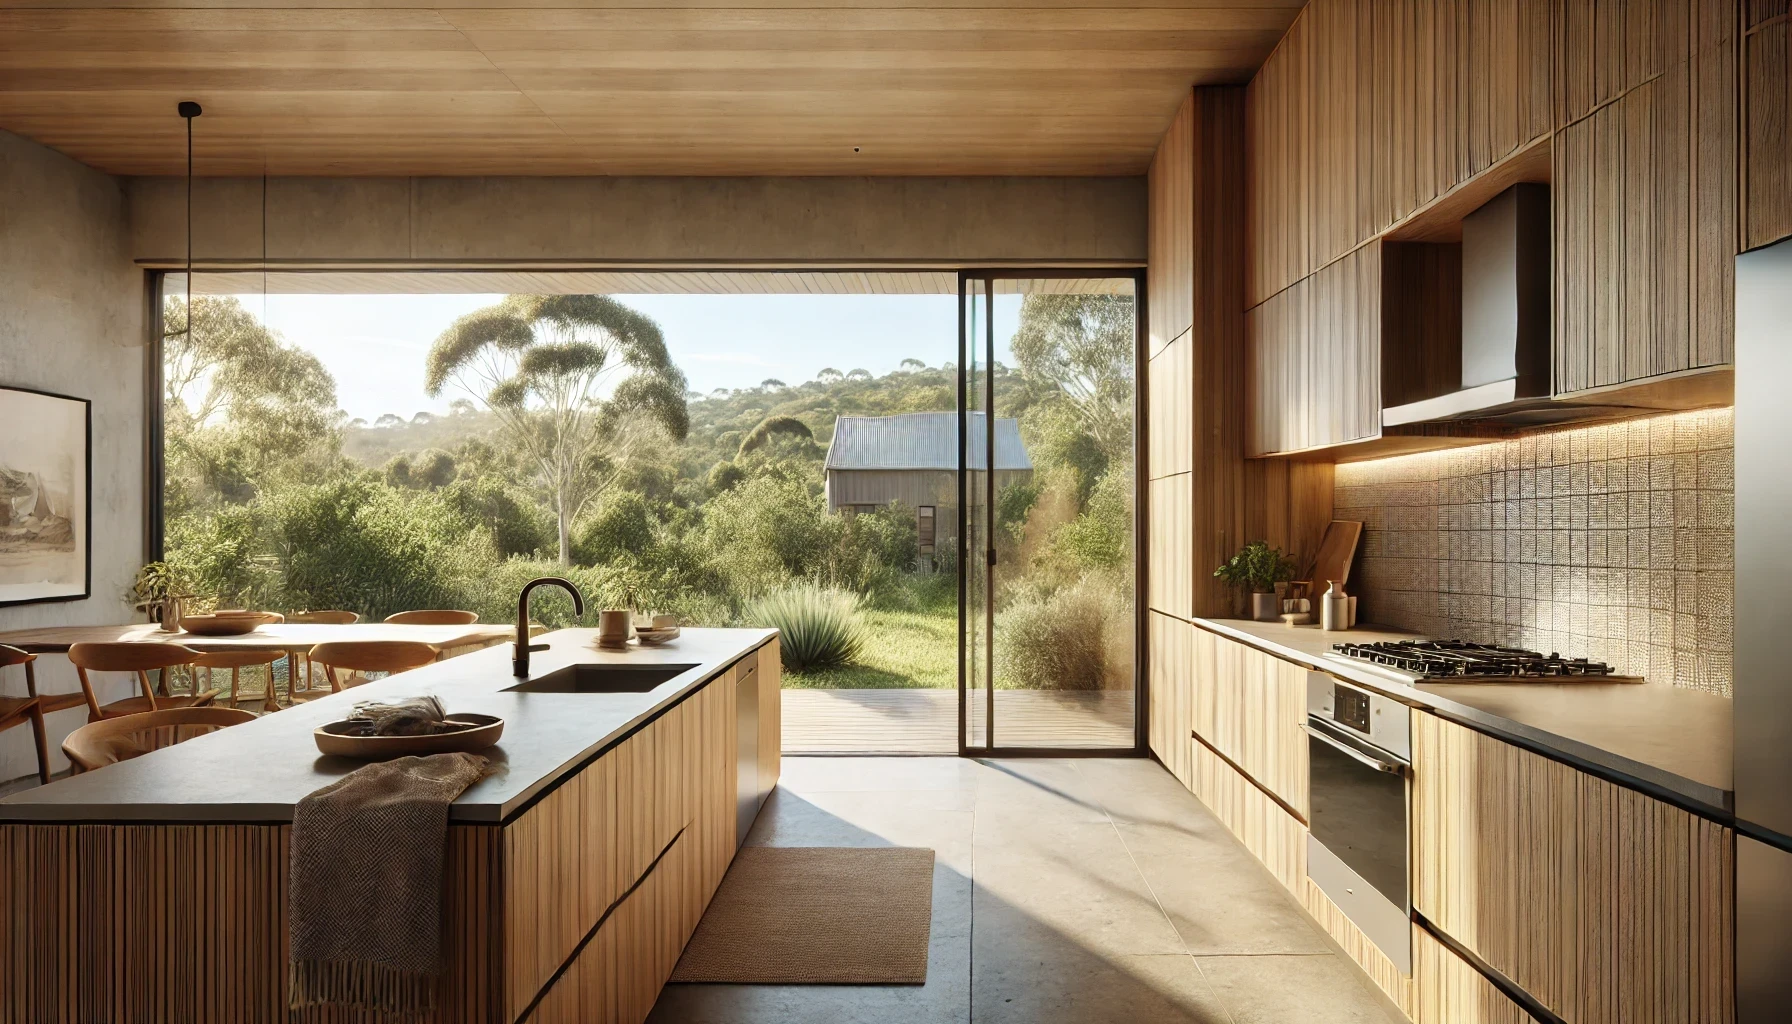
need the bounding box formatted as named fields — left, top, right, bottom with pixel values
left=425, top=294, right=689, bottom=565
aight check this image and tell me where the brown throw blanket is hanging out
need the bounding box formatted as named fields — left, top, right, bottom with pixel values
left=289, top=752, right=489, bottom=1020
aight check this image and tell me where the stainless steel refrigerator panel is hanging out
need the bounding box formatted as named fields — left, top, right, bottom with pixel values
left=1738, top=835, right=1792, bottom=1022
left=1735, top=237, right=1792, bottom=836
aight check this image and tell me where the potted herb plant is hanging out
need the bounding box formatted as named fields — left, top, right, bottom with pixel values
left=1214, top=541, right=1297, bottom=622
left=129, top=561, right=191, bottom=632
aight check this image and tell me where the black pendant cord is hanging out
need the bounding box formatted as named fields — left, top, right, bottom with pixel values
left=178, top=100, right=201, bottom=338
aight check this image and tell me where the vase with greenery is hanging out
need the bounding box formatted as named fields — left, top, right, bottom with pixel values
left=130, top=561, right=191, bottom=631
left=1214, top=541, right=1297, bottom=621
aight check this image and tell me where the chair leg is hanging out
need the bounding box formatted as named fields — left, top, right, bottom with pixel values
left=28, top=704, right=49, bottom=786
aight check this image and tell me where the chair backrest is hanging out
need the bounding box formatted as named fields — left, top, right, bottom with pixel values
left=308, top=641, right=438, bottom=691
left=191, top=648, right=283, bottom=671
left=67, top=642, right=202, bottom=718
left=62, top=707, right=256, bottom=772
left=383, top=609, right=479, bottom=626
left=287, top=610, right=359, bottom=625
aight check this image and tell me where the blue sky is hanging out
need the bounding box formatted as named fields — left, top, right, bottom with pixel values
left=224, top=291, right=1021, bottom=422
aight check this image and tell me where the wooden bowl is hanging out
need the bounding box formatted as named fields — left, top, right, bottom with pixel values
left=314, top=714, right=504, bottom=760
left=180, top=611, right=276, bottom=636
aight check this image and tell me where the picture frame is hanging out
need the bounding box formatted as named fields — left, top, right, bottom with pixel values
left=0, top=384, right=91, bottom=607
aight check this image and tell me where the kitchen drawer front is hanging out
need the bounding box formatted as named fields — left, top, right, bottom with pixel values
left=1193, top=630, right=1309, bottom=818
left=1188, top=734, right=1305, bottom=893
left=756, top=639, right=781, bottom=798
left=1413, top=924, right=1541, bottom=1024
left=1411, top=711, right=1734, bottom=1024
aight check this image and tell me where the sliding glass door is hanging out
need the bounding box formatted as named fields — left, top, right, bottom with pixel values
left=958, top=272, right=1143, bottom=754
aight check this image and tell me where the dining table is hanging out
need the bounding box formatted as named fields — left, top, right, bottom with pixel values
left=0, top=621, right=516, bottom=655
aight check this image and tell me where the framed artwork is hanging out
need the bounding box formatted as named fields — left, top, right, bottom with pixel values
left=0, top=385, right=90, bottom=606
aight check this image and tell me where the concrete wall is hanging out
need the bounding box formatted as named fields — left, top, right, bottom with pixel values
left=125, top=175, right=1147, bottom=268
left=0, top=129, right=146, bottom=780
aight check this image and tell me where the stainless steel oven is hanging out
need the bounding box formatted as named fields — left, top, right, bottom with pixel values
left=1306, top=672, right=1411, bottom=974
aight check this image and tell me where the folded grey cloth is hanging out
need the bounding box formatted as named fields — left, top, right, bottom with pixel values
left=288, top=751, right=489, bottom=1021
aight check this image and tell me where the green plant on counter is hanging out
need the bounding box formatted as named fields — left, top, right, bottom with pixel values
left=1213, top=541, right=1297, bottom=594
left=747, top=584, right=866, bottom=672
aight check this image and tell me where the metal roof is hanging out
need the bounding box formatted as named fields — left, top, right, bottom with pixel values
left=824, top=412, right=1031, bottom=472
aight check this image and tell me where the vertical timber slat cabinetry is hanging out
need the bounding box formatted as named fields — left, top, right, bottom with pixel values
left=1412, top=924, right=1542, bottom=1024
left=1191, top=630, right=1309, bottom=818
left=1242, top=0, right=1744, bottom=454
left=1744, top=8, right=1792, bottom=247
left=0, top=640, right=778, bottom=1024
left=1246, top=244, right=1382, bottom=456
left=1146, top=611, right=1193, bottom=787
left=1410, top=710, right=1735, bottom=1024
left=1552, top=13, right=1737, bottom=393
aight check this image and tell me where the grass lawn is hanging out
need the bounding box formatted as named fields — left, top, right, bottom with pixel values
left=784, top=607, right=957, bottom=689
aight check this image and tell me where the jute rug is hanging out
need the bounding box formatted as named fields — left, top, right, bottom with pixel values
left=669, top=846, right=935, bottom=985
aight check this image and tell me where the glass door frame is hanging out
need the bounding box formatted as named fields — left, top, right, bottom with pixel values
left=956, top=268, right=1148, bottom=758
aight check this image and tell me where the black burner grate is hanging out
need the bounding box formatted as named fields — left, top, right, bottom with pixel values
left=1331, top=640, right=1618, bottom=679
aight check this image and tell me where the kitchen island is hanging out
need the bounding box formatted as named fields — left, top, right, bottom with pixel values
left=0, top=626, right=781, bottom=1024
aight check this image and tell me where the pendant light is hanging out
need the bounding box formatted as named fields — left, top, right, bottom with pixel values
left=178, top=100, right=201, bottom=341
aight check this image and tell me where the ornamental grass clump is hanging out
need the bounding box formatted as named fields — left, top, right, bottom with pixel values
left=749, top=585, right=867, bottom=672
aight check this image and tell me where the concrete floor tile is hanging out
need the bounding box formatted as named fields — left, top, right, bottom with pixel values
left=1195, top=953, right=1408, bottom=1024
left=1076, top=757, right=1236, bottom=837
left=1118, top=821, right=1331, bottom=955
left=973, top=951, right=1231, bottom=1024
left=974, top=822, right=1185, bottom=956
left=780, top=755, right=977, bottom=793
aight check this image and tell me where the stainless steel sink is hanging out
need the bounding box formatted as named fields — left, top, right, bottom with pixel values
left=504, top=663, right=698, bottom=694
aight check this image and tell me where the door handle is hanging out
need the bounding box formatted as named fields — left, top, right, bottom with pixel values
left=1305, top=719, right=1407, bottom=775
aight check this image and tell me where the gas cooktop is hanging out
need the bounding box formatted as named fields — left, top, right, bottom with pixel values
left=1329, top=640, right=1637, bottom=681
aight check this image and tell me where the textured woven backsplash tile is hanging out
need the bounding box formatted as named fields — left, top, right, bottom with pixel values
left=1334, top=408, right=1733, bottom=696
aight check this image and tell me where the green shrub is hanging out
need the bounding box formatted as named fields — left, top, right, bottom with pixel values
left=747, top=585, right=866, bottom=672
left=994, top=577, right=1129, bottom=691
left=573, top=492, right=658, bottom=566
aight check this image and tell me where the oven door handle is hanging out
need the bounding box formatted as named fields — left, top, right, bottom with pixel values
left=1305, top=718, right=1408, bottom=775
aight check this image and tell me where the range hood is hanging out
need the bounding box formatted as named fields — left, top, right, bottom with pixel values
left=1383, top=183, right=1553, bottom=426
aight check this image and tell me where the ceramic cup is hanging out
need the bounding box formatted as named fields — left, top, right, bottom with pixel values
left=597, top=609, right=632, bottom=645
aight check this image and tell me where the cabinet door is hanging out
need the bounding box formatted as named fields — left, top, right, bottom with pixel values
left=756, top=639, right=781, bottom=800
left=1147, top=612, right=1193, bottom=785
left=1745, top=12, right=1792, bottom=247
left=1411, top=712, right=1734, bottom=1024
left=1413, top=924, right=1542, bottom=1024
left=1246, top=245, right=1381, bottom=457
left=1193, top=631, right=1309, bottom=818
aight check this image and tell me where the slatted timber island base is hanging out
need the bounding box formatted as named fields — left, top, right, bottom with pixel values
left=0, top=628, right=783, bottom=1024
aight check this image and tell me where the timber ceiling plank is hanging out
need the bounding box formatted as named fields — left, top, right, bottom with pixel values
left=0, top=2, right=1300, bottom=176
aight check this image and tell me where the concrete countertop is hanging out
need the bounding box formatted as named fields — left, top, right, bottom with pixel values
left=1196, top=617, right=1734, bottom=816
left=0, top=627, right=776, bottom=825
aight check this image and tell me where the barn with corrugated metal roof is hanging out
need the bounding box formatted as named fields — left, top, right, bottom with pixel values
left=824, top=412, right=1032, bottom=569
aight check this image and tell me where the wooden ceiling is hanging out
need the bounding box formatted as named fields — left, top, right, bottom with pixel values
left=0, top=1, right=1300, bottom=177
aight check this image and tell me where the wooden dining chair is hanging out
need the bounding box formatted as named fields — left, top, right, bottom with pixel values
left=383, top=609, right=479, bottom=625
left=62, top=706, right=256, bottom=773
left=192, top=649, right=284, bottom=713
left=282, top=610, right=362, bottom=702
left=0, top=646, right=52, bottom=785
left=288, top=641, right=439, bottom=704
left=66, top=642, right=218, bottom=721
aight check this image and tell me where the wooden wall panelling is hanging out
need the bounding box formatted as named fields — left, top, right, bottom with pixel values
left=1412, top=923, right=1542, bottom=1024
left=1411, top=710, right=1735, bottom=1024
left=1148, top=332, right=1194, bottom=483
left=1301, top=877, right=1416, bottom=1017
left=1146, top=611, right=1193, bottom=786
left=757, top=640, right=780, bottom=793
left=1744, top=12, right=1792, bottom=247
left=1187, top=731, right=1306, bottom=893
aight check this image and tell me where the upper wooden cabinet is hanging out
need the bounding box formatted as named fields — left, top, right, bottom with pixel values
left=1744, top=8, right=1792, bottom=248
left=1553, top=40, right=1736, bottom=392
left=1247, top=243, right=1382, bottom=456
left=1246, top=0, right=1551, bottom=309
